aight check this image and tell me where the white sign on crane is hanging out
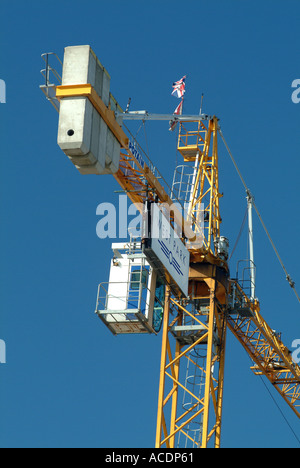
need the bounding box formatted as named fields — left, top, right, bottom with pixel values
left=143, top=203, right=190, bottom=297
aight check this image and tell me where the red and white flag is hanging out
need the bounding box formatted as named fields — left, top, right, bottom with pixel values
left=171, top=76, right=186, bottom=99
left=169, top=99, right=183, bottom=132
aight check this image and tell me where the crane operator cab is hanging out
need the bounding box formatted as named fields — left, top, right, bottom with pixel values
left=95, top=241, right=165, bottom=335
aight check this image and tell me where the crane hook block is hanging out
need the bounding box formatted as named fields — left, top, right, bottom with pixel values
left=57, top=45, right=121, bottom=175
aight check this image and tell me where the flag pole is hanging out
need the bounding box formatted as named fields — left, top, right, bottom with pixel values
left=200, top=93, right=204, bottom=115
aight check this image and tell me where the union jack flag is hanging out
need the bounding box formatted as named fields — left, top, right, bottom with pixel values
left=171, top=76, right=186, bottom=99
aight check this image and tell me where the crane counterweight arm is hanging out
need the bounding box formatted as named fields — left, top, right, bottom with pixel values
left=56, top=82, right=199, bottom=242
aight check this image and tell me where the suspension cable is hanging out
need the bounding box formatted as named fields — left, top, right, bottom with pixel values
left=218, top=126, right=300, bottom=304
left=229, top=206, right=248, bottom=262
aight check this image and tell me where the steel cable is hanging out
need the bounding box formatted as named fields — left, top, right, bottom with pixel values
left=218, top=126, right=300, bottom=304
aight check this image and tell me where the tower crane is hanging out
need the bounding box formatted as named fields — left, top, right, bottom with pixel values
left=40, top=46, right=300, bottom=448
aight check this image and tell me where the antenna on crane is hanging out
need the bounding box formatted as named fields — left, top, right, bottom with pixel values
left=199, top=93, right=204, bottom=115
left=125, top=97, right=132, bottom=113
left=246, top=190, right=256, bottom=301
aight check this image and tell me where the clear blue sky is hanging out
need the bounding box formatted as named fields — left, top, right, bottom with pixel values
left=0, top=0, right=299, bottom=448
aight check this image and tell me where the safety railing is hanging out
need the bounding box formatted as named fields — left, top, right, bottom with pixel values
left=40, top=52, right=63, bottom=112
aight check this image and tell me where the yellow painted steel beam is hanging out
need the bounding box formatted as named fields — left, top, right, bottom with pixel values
left=201, top=281, right=218, bottom=448
left=156, top=286, right=171, bottom=449
left=56, top=84, right=129, bottom=149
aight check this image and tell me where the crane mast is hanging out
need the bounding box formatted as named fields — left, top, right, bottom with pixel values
left=40, top=45, right=300, bottom=448
left=155, top=117, right=230, bottom=448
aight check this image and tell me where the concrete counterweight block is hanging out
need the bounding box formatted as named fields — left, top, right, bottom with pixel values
left=57, top=45, right=121, bottom=175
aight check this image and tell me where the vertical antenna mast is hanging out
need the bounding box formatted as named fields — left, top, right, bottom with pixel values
left=247, top=190, right=256, bottom=300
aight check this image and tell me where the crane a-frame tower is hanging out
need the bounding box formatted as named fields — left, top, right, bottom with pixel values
left=41, top=45, right=300, bottom=448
